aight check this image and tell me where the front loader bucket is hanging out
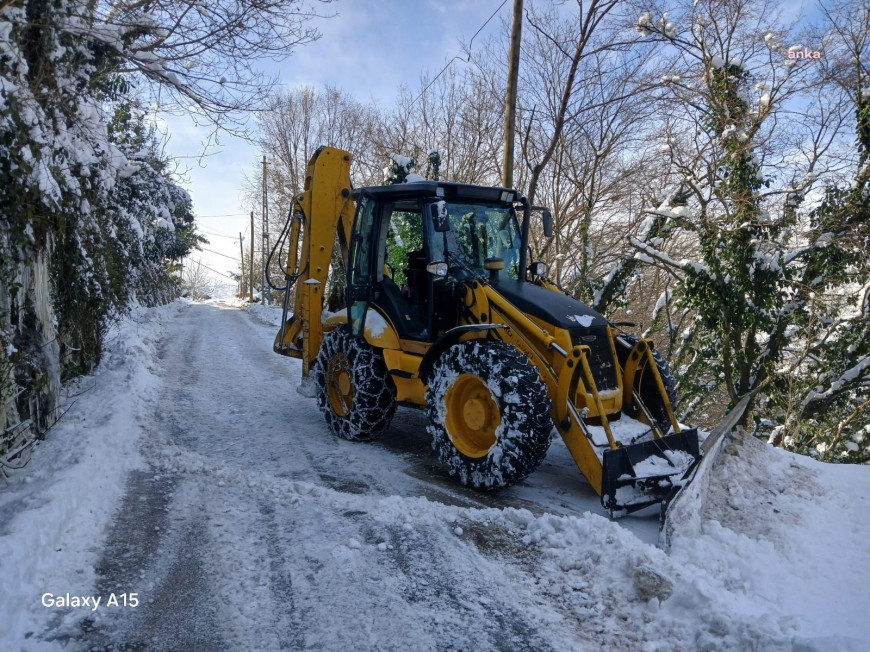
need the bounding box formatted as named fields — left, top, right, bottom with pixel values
left=601, top=429, right=700, bottom=516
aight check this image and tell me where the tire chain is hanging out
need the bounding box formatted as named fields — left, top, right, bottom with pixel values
left=426, top=340, right=553, bottom=489
left=314, top=328, right=397, bottom=441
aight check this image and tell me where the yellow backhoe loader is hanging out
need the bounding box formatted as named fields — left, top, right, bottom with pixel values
left=272, top=146, right=700, bottom=515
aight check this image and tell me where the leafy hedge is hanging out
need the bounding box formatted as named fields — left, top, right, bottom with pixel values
left=1, top=1, right=199, bottom=454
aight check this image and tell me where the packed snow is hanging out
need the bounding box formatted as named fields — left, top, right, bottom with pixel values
left=0, top=301, right=868, bottom=650
left=364, top=308, right=389, bottom=338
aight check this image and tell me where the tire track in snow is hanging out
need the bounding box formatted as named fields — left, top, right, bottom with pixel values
left=74, top=302, right=659, bottom=649
left=257, top=499, right=305, bottom=651
left=71, top=471, right=227, bottom=650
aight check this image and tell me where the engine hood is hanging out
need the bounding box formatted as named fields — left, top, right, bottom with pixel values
left=491, top=279, right=608, bottom=331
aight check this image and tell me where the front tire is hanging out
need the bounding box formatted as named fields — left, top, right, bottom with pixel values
left=313, top=327, right=396, bottom=441
left=426, top=340, right=552, bottom=489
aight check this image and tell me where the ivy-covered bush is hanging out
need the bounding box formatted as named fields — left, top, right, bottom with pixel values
left=1, top=1, right=199, bottom=453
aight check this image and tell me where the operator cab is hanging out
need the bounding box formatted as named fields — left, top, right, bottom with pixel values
left=347, top=183, right=521, bottom=343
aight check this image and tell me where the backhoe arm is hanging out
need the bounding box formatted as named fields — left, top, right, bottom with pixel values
left=274, top=147, right=355, bottom=381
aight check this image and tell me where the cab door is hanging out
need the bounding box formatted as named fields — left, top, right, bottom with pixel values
left=346, top=194, right=379, bottom=336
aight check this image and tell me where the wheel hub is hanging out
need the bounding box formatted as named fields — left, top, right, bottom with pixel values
left=462, top=398, right=487, bottom=431
left=337, top=370, right=351, bottom=395
left=445, top=374, right=500, bottom=458
left=326, top=353, right=354, bottom=417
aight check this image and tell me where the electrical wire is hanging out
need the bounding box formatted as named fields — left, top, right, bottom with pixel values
left=199, top=230, right=238, bottom=239
left=266, top=211, right=296, bottom=291
left=189, top=259, right=238, bottom=281
left=412, top=0, right=508, bottom=106
left=200, top=247, right=241, bottom=261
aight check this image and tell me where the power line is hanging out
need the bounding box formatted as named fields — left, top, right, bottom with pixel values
left=189, top=259, right=237, bottom=281
left=196, top=212, right=248, bottom=218
left=413, top=0, right=508, bottom=106
left=199, top=230, right=238, bottom=239
left=200, top=247, right=240, bottom=262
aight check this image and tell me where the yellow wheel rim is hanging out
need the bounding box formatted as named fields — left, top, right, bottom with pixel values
left=326, top=353, right=354, bottom=417
left=444, top=374, right=500, bottom=458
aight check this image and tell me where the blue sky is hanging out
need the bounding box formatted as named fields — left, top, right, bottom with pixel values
left=170, top=0, right=820, bottom=288
left=166, top=0, right=510, bottom=288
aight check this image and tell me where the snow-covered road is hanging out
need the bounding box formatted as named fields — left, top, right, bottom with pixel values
left=82, top=300, right=658, bottom=650
left=2, top=300, right=869, bottom=651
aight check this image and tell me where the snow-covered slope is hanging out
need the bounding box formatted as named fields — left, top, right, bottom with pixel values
left=664, top=429, right=870, bottom=651
left=0, top=302, right=179, bottom=647
left=0, top=301, right=867, bottom=650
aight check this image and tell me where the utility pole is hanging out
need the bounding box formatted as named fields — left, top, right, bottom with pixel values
left=238, top=232, right=245, bottom=298
left=249, top=210, right=254, bottom=303
left=262, top=155, right=270, bottom=305
left=502, top=0, right=523, bottom=189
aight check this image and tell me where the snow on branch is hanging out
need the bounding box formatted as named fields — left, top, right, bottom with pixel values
left=629, top=237, right=709, bottom=278
left=802, top=356, right=870, bottom=410
left=77, top=0, right=336, bottom=131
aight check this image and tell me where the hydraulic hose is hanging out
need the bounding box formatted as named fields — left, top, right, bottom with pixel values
left=266, top=210, right=298, bottom=291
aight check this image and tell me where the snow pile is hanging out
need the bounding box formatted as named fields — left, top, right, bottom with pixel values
left=0, top=302, right=867, bottom=650
left=116, top=427, right=869, bottom=650
left=364, top=308, right=388, bottom=338
left=0, top=302, right=181, bottom=646
left=246, top=302, right=284, bottom=327
left=567, top=313, right=595, bottom=327
left=663, top=429, right=870, bottom=650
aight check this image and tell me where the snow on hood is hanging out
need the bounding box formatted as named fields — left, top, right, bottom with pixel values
left=567, top=314, right=595, bottom=327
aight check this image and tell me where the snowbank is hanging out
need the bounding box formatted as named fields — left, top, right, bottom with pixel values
left=0, top=302, right=180, bottom=647
left=0, top=300, right=867, bottom=650
left=662, top=429, right=870, bottom=650
left=246, top=302, right=284, bottom=328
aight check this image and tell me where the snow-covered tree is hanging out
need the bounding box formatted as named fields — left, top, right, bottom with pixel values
left=1, top=1, right=199, bottom=452
left=766, top=0, right=870, bottom=461
left=593, top=0, right=868, bottom=459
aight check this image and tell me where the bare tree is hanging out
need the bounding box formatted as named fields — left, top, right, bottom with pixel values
left=86, top=0, right=335, bottom=133
left=181, top=258, right=215, bottom=300
left=517, top=0, right=632, bottom=207
left=380, top=65, right=505, bottom=185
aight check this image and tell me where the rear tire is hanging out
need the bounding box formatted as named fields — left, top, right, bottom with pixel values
left=313, top=327, right=396, bottom=441
left=616, top=334, right=678, bottom=432
left=426, top=340, right=552, bottom=489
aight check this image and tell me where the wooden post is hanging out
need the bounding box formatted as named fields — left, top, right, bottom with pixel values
left=262, top=155, right=270, bottom=305
left=249, top=210, right=254, bottom=303
left=239, top=232, right=245, bottom=297
left=502, top=0, right=523, bottom=189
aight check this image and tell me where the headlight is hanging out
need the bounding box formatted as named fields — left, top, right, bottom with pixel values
left=426, top=262, right=448, bottom=277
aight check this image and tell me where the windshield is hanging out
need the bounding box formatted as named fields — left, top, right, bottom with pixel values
left=431, top=202, right=521, bottom=279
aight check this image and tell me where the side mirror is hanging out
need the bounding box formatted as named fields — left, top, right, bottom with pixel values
left=542, top=209, right=554, bottom=238
left=429, top=200, right=450, bottom=232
